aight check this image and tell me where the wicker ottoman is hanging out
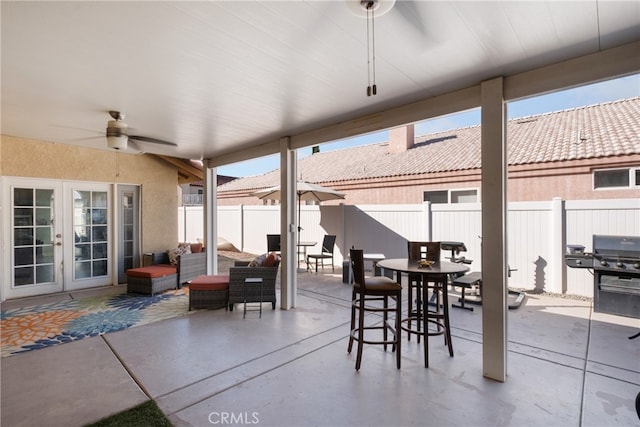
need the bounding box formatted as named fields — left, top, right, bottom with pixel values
left=189, top=275, right=230, bottom=310
left=126, top=265, right=178, bottom=295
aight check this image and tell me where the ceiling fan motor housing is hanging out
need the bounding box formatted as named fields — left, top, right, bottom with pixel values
left=106, top=119, right=128, bottom=150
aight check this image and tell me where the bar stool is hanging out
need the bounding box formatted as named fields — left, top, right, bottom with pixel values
left=405, top=242, right=452, bottom=367
left=406, top=242, right=442, bottom=342
left=347, top=248, right=402, bottom=370
left=421, top=267, right=454, bottom=368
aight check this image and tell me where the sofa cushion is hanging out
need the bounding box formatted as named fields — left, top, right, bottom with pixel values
left=189, top=274, right=230, bottom=291
left=126, top=265, right=177, bottom=278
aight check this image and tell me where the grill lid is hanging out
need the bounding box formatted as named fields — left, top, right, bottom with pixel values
left=593, top=235, right=640, bottom=259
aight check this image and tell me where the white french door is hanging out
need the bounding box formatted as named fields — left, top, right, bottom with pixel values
left=3, top=178, right=112, bottom=299
left=63, top=181, right=112, bottom=291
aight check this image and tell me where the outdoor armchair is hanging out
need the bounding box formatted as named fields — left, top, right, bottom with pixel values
left=228, top=258, right=280, bottom=311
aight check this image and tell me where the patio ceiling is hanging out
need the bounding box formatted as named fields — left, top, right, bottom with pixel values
left=2, top=1, right=639, bottom=164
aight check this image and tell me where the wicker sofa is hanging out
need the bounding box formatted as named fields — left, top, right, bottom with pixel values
left=228, top=259, right=280, bottom=311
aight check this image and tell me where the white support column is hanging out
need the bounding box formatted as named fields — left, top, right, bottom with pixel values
left=280, top=137, right=297, bottom=309
left=550, top=197, right=566, bottom=294
left=204, top=165, right=218, bottom=275
left=481, top=77, right=508, bottom=382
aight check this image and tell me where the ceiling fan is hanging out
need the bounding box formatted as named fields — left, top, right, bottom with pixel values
left=106, top=110, right=177, bottom=150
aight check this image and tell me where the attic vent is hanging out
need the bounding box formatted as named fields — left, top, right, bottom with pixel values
left=516, top=118, right=538, bottom=124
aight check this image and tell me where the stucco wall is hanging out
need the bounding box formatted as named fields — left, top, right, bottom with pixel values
left=1, top=135, right=179, bottom=254
left=217, top=156, right=640, bottom=205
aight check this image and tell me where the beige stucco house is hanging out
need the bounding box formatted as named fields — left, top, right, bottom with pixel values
left=0, top=136, right=202, bottom=300
left=217, top=97, right=640, bottom=205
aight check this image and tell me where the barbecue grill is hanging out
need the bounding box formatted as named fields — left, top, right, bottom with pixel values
left=565, top=235, right=640, bottom=318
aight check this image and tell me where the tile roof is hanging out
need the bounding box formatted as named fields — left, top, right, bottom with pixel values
left=219, top=97, right=640, bottom=192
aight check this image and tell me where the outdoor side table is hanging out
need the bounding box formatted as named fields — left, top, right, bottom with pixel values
left=364, top=253, right=386, bottom=276
left=244, top=277, right=264, bottom=319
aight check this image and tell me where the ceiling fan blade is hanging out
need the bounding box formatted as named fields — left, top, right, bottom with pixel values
left=51, top=124, right=104, bottom=135
left=129, top=135, right=177, bottom=146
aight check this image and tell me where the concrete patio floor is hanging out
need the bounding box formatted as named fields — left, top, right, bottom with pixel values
left=1, top=268, right=639, bottom=427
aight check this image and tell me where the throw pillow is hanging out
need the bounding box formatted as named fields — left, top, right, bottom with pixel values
left=262, top=252, right=278, bottom=267
left=248, top=253, right=268, bottom=267
left=167, top=244, right=191, bottom=265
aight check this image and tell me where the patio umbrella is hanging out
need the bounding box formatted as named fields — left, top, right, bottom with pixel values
left=252, top=181, right=345, bottom=249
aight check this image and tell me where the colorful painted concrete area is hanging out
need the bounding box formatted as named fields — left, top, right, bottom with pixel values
left=1, top=288, right=191, bottom=357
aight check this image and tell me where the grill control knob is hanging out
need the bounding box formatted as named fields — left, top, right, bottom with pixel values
left=616, top=261, right=624, bottom=268
left=634, top=262, right=640, bottom=269
left=600, top=260, right=608, bottom=267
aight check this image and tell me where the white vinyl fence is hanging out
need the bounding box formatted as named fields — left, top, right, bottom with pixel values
left=179, top=198, right=640, bottom=297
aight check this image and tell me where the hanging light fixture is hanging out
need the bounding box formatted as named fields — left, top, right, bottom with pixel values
left=106, top=111, right=128, bottom=150
left=346, top=0, right=395, bottom=97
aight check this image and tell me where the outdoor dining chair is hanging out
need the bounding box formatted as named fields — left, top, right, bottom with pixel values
left=348, top=248, right=402, bottom=370
left=306, top=234, right=336, bottom=272
left=266, top=234, right=281, bottom=253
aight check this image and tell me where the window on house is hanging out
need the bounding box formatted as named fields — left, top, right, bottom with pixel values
left=451, top=189, right=478, bottom=203
left=424, top=188, right=478, bottom=204
left=594, top=168, right=639, bottom=189
left=423, top=190, right=448, bottom=204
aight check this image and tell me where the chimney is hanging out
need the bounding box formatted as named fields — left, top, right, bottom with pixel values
left=388, top=124, right=414, bottom=154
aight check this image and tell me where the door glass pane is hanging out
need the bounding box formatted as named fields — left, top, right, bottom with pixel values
left=36, top=227, right=53, bottom=245
left=14, top=208, right=33, bottom=226
left=36, top=265, right=54, bottom=283
left=12, top=187, right=55, bottom=287
left=14, top=228, right=34, bottom=246
left=37, top=245, right=54, bottom=264
left=73, top=190, right=109, bottom=280
left=14, top=188, right=33, bottom=206
left=121, top=191, right=135, bottom=278
left=93, top=260, right=108, bottom=276
left=15, top=247, right=33, bottom=266
left=75, top=261, right=92, bottom=279
left=14, top=267, right=34, bottom=286
left=36, top=189, right=54, bottom=207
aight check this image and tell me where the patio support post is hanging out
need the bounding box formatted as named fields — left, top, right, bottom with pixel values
left=280, top=137, right=297, bottom=309
left=551, top=197, right=566, bottom=294
left=204, top=165, right=218, bottom=275
left=480, top=76, right=508, bottom=382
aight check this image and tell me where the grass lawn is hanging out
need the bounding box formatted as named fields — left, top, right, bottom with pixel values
left=86, top=400, right=172, bottom=427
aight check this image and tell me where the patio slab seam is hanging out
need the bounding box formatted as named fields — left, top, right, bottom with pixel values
left=154, top=321, right=350, bottom=416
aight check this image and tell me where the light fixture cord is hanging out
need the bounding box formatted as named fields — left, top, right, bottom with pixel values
left=366, top=5, right=372, bottom=96
left=371, top=5, right=376, bottom=95
left=365, top=2, right=377, bottom=96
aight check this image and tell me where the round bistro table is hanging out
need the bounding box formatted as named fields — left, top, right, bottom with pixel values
left=377, top=258, right=469, bottom=367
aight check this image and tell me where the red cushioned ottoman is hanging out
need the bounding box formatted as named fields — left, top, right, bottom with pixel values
left=189, top=275, right=230, bottom=310
left=126, top=265, right=177, bottom=295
